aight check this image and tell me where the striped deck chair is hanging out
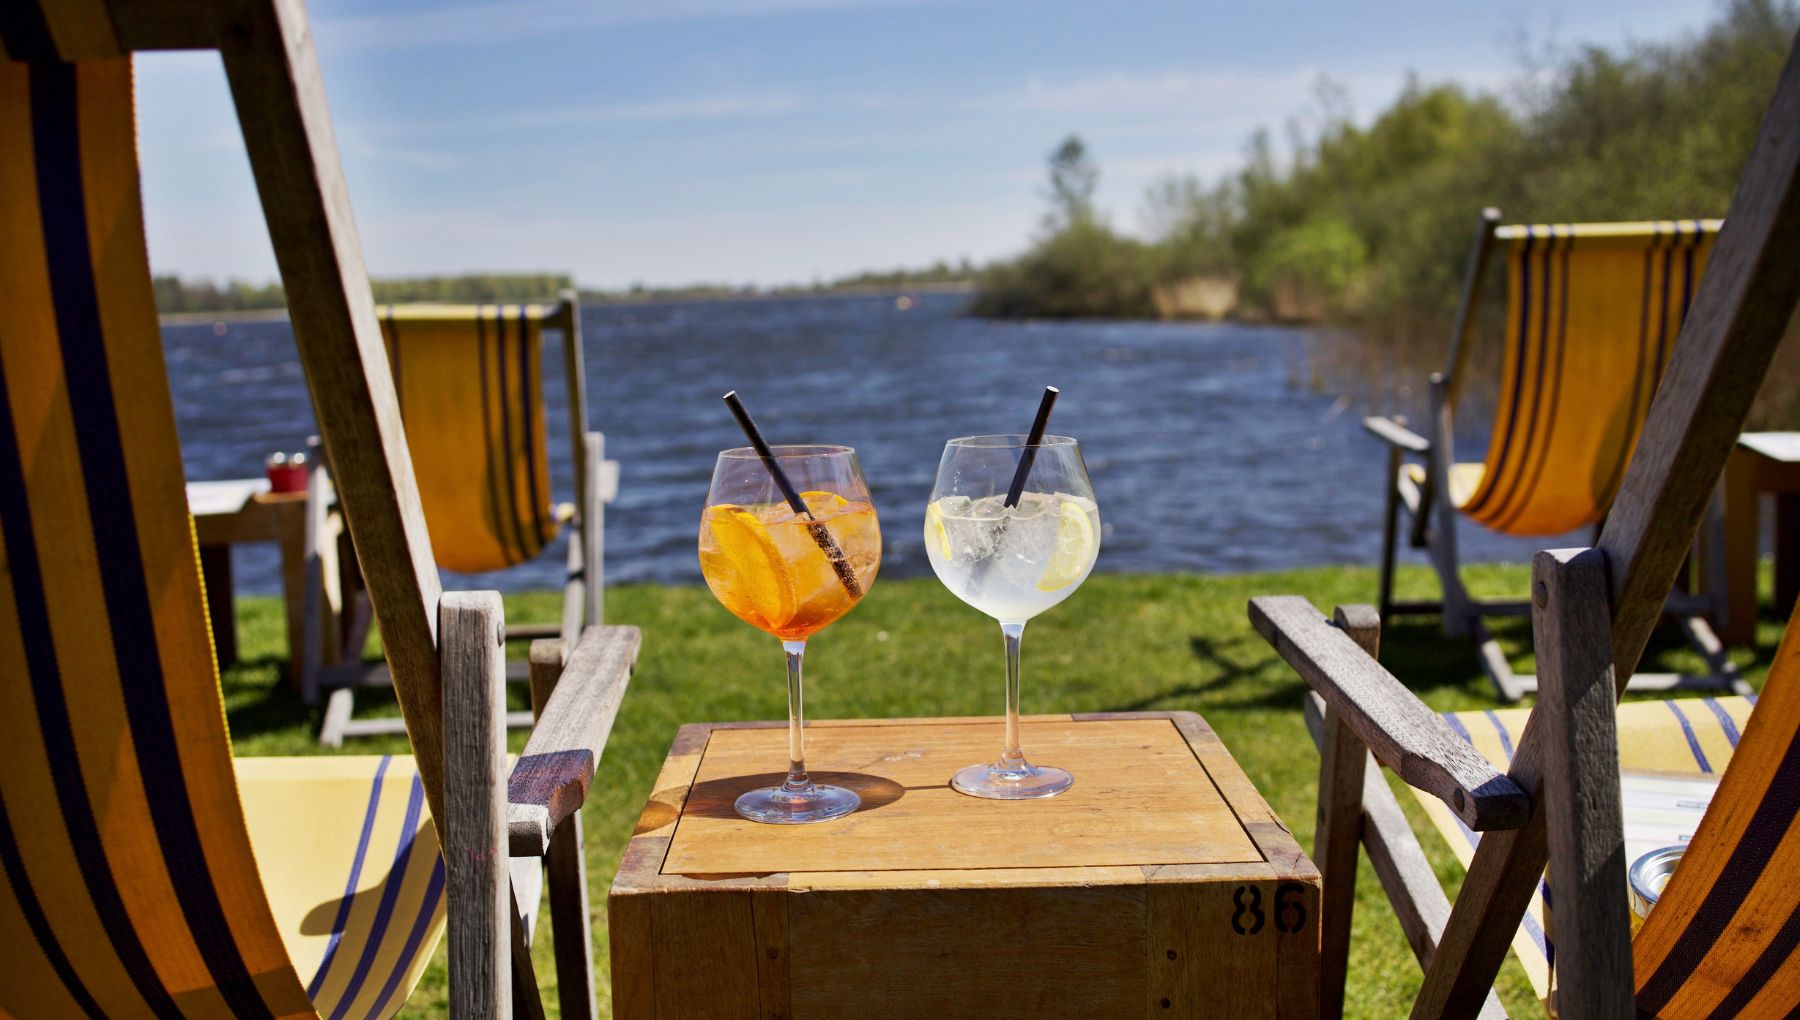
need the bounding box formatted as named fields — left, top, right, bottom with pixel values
left=1252, top=36, right=1800, bottom=1019
left=0, top=5, right=639, bottom=1018
left=1365, top=215, right=1746, bottom=701
left=316, top=300, right=621, bottom=746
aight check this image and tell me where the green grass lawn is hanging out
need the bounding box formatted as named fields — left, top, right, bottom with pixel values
left=222, top=563, right=1788, bottom=1018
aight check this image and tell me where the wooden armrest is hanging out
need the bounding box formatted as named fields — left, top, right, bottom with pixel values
left=1248, top=596, right=1529, bottom=831
left=1362, top=415, right=1431, bottom=454
left=507, top=624, right=642, bottom=855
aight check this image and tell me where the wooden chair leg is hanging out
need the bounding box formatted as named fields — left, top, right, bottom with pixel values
left=1378, top=449, right=1402, bottom=620
left=511, top=888, right=548, bottom=1020
left=583, top=432, right=605, bottom=629
left=1426, top=376, right=1473, bottom=639
left=527, top=638, right=599, bottom=1019
left=443, top=592, right=512, bottom=1019
left=1302, top=697, right=1510, bottom=1017
left=547, top=813, right=597, bottom=1019
left=1778, top=491, right=1800, bottom=620
left=559, top=528, right=584, bottom=648
left=1315, top=607, right=1378, bottom=1019
left=201, top=544, right=237, bottom=667
left=1533, top=549, right=1633, bottom=1019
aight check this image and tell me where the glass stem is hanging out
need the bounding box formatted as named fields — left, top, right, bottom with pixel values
left=999, top=621, right=1027, bottom=771
left=782, top=639, right=813, bottom=793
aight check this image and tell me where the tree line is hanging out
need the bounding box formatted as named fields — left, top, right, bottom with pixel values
left=973, top=0, right=1799, bottom=332
left=155, top=263, right=978, bottom=315
left=154, top=273, right=579, bottom=314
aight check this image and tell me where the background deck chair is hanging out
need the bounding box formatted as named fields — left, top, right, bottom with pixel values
left=0, top=5, right=638, bottom=1018
left=1365, top=212, right=1747, bottom=701
left=312, top=298, right=621, bottom=746
left=1249, top=35, right=1800, bottom=1018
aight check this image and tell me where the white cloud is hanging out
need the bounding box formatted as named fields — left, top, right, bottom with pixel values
left=316, top=0, right=949, bottom=52
left=982, top=69, right=1330, bottom=116
left=507, top=94, right=803, bottom=127
left=343, top=140, right=460, bottom=171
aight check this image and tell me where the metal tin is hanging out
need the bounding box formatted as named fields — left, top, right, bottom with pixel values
left=1630, top=845, right=1686, bottom=929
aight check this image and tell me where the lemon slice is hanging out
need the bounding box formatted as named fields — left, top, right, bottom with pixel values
left=700, top=505, right=798, bottom=630
left=924, top=500, right=953, bottom=559
left=1036, top=501, right=1096, bottom=591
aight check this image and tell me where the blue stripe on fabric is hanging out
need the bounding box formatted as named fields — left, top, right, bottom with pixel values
left=28, top=63, right=211, bottom=1020
left=328, top=773, right=428, bottom=1020
left=1663, top=700, right=1713, bottom=773
left=365, top=857, right=447, bottom=1020
left=518, top=304, right=548, bottom=546
left=1537, top=882, right=1554, bottom=969
left=1749, top=693, right=1760, bottom=706
left=0, top=346, right=108, bottom=1019
left=1700, top=698, right=1743, bottom=749
left=307, top=756, right=394, bottom=998
left=1442, top=711, right=1551, bottom=961
left=1481, top=710, right=1517, bottom=763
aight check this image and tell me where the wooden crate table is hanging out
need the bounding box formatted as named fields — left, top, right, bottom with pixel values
left=1721, top=432, right=1800, bottom=644
left=187, top=477, right=336, bottom=687
left=609, top=712, right=1320, bottom=1020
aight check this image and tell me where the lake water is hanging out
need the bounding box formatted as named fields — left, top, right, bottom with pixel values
left=163, top=291, right=1552, bottom=594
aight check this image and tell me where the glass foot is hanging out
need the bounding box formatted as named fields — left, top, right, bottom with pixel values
left=734, top=783, right=861, bottom=824
left=950, top=761, right=1074, bottom=800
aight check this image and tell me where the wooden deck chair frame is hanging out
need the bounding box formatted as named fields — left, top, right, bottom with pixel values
left=1364, top=214, right=1748, bottom=702
left=1251, top=37, right=1800, bottom=1019
left=311, top=292, right=622, bottom=747
left=2, top=1, right=642, bottom=1015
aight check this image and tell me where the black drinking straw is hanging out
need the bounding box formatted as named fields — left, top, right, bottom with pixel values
left=1003, top=386, right=1060, bottom=508
left=722, top=391, right=863, bottom=598
left=724, top=391, right=811, bottom=517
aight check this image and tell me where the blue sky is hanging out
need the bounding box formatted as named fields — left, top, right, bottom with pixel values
left=136, top=0, right=1720, bottom=289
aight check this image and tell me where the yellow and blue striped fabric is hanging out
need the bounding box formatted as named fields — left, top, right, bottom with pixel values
left=1415, top=695, right=1754, bottom=1005
left=0, top=56, right=442, bottom=1019
left=377, top=304, right=558, bottom=574
left=239, top=758, right=445, bottom=1020
left=1452, top=221, right=1719, bottom=536
left=1634, top=601, right=1800, bottom=1017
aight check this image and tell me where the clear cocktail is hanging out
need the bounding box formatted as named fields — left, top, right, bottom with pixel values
left=925, top=435, right=1100, bottom=799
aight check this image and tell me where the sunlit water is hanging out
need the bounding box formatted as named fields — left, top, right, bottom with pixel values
left=163, top=291, right=1563, bottom=594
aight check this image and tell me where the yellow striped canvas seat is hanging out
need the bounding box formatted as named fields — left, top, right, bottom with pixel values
left=1458, top=221, right=1719, bottom=535
left=0, top=58, right=442, bottom=1018
left=1418, top=604, right=1800, bottom=1014
left=1416, top=696, right=1753, bottom=1002
left=378, top=304, right=558, bottom=574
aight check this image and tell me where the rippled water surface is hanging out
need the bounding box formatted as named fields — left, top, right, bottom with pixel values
left=164, top=291, right=1548, bottom=593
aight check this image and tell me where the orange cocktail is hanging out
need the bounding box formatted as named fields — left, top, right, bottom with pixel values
left=700, top=491, right=880, bottom=640
left=699, top=434, right=880, bottom=824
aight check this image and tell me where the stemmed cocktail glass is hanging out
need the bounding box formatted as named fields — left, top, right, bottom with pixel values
left=925, top=408, right=1099, bottom=798
left=700, top=396, right=881, bottom=823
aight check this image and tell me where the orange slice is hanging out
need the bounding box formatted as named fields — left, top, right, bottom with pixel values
left=700, top=505, right=798, bottom=631
left=799, top=490, right=849, bottom=518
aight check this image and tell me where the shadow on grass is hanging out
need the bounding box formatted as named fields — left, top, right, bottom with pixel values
left=220, top=655, right=321, bottom=740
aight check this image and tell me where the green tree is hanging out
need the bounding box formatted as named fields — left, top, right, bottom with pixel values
left=1043, top=135, right=1099, bottom=230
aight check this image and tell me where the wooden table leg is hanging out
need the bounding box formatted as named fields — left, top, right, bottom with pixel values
left=1778, top=491, right=1799, bottom=624
left=200, top=543, right=237, bottom=667
left=1723, top=447, right=1760, bottom=646
left=278, top=503, right=308, bottom=691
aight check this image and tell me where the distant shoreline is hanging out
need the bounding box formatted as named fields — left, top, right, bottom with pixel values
left=157, top=281, right=976, bottom=325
